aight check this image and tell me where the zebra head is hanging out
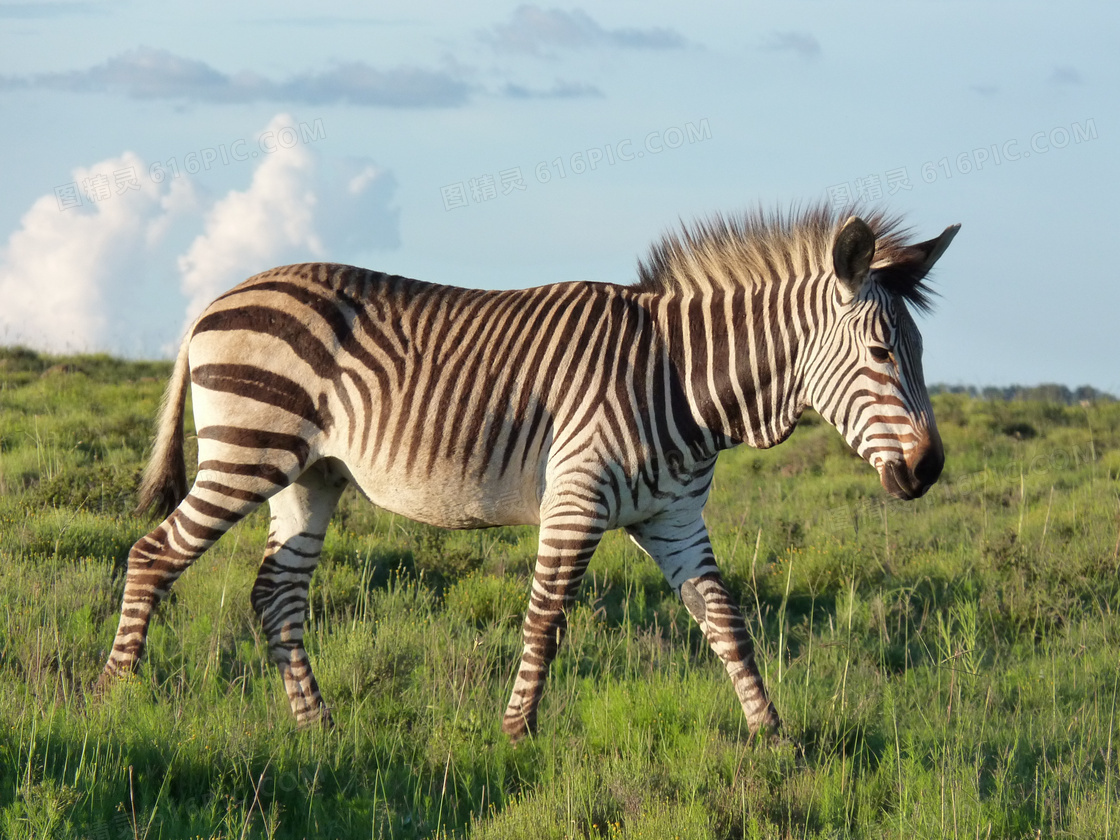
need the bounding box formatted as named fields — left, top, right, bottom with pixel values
left=805, top=216, right=959, bottom=500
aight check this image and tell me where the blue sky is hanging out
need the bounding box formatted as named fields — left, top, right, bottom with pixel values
left=0, top=1, right=1115, bottom=390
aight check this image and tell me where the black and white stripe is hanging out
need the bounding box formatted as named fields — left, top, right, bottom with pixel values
left=97, top=206, right=959, bottom=737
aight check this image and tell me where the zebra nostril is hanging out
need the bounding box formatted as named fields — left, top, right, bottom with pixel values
left=912, top=446, right=944, bottom=486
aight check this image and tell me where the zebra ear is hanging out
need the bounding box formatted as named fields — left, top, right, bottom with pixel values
left=908, top=224, right=961, bottom=276
left=832, top=216, right=876, bottom=296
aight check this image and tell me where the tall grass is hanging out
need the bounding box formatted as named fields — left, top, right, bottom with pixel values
left=1, top=347, right=1119, bottom=838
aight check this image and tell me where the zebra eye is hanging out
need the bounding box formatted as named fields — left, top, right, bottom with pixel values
left=869, top=345, right=893, bottom=364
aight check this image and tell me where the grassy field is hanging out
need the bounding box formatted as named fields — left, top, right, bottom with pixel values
left=2, top=345, right=1120, bottom=839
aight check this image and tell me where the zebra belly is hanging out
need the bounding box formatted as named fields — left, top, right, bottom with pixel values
left=340, top=461, right=543, bottom=530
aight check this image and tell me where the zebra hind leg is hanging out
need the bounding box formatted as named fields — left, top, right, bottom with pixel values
left=95, top=475, right=270, bottom=696
left=250, top=460, right=348, bottom=727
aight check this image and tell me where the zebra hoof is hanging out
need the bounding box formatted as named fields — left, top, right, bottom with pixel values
left=90, top=667, right=128, bottom=702
left=763, top=732, right=795, bottom=750
left=501, top=713, right=535, bottom=744
left=748, top=714, right=784, bottom=747
left=295, top=705, right=334, bottom=731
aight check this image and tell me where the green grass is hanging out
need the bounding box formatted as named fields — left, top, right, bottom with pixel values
left=2, top=345, right=1120, bottom=838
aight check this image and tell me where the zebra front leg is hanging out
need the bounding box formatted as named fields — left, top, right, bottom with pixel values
left=96, top=480, right=263, bottom=695
left=628, top=517, right=781, bottom=737
left=679, top=572, right=781, bottom=736
left=250, top=462, right=347, bottom=727
left=502, top=510, right=604, bottom=741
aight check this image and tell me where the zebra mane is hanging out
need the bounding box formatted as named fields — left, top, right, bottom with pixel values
left=634, top=204, right=937, bottom=313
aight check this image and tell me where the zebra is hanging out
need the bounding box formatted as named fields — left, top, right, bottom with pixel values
left=95, top=205, right=958, bottom=740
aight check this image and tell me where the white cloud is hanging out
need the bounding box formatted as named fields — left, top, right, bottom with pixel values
left=1050, top=65, right=1083, bottom=85
left=0, top=152, right=197, bottom=354
left=0, top=114, right=399, bottom=357
left=502, top=79, right=603, bottom=99
left=0, top=47, right=471, bottom=108
left=0, top=3, right=102, bottom=18
left=761, top=31, right=821, bottom=60
left=177, top=124, right=322, bottom=321
left=483, top=6, right=687, bottom=55
left=178, top=114, right=399, bottom=326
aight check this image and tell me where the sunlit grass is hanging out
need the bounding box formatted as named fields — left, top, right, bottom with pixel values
left=2, top=346, right=1119, bottom=838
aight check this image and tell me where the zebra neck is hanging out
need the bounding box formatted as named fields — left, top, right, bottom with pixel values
left=650, top=286, right=808, bottom=454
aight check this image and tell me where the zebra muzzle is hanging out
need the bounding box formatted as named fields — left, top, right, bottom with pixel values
left=880, top=437, right=944, bottom=500
left=880, top=460, right=921, bottom=500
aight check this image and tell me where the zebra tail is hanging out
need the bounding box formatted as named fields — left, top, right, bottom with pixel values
left=135, top=331, right=192, bottom=519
